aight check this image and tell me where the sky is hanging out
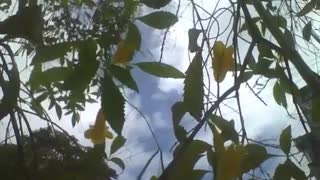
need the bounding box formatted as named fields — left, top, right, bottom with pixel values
left=0, top=0, right=316, bottom=179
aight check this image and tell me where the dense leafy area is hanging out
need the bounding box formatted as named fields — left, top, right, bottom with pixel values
left=0, top=0, right=320, bottom=179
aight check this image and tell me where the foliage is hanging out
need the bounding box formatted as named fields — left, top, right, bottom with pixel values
left=0, top=0, right=320, bottom=179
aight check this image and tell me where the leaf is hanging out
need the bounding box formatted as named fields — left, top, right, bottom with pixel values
left=188, top=28, right=202, bottom=52
left=312, top=96, right=320, bottom=123
left=126, top=22, right=141, bottom=51
left=242, top=144, right=271, bottom=173
left=84, top=108, right=113, bottom=144
left=137, top=11, right=178, bottom=29
left=303, top=21, right=312, bottom=41
left=71, top=111, right=80, bottom=127
left=169, top=140, right=211, bottom=179
left=140, top=0, right=171, bottom=9
left=55, top=104, right=62, bottom=120
left=110, top=65, right=139, bottom=92
left=135, top=62, right=185, bottom=78
left=184, top=53, right=204, bottom=120
left=297, top=1, right=315, bottom=17
left=212, top=41, right=234, bottom=82
left=280, top=125, right=292, bottom=155
left=239, top=17, right=261, bottom=32
left=110, top=157, right=125, bottom=170
left=110, top=136, right=126, bottom=155
left=101, top=72, right=125, bottom=136
left=32, top=42, right=75, bottom=64
left=171, top=101, right=186, bottom=126
left=273, top=81, right=287, bottom=108
left=241, top=71, right=253, bottom=83
left=209, top=114, right=239, bottom=144
left=273, top=160, right=306, bottom=180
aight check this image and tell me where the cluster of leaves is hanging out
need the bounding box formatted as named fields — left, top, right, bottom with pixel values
left=0, top=128, right=117, bottom=180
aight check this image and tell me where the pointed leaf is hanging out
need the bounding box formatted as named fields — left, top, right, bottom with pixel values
left=273, top=81, right=287, bottom=108
left=274, top=160, right=306, bottom=180
left=110, top=157, right=125, bottom=170
left=188, top=28, right=202, bottom=52
left=101, top=72, right=125, bottom=136
left=135, top=62, right=185, bottom=78
left=209, top=114, right=239, bottom=144
left=55, top=104, right=62, bottom=120
left=297, top=1, right=315, bottom=17
left=32, top=42, right=75, bottom=64
left=71, top=111, right=80, bottom=127
left=280, top=125, right=292, bottom=155
left=303, top=21, right=312, bottom=41
left=183, top=53, right=203, bottom=120
left=126, top=22, right=141, bottom=50
left=242, top=144, right=271, bottom=173
left=110, top=65, right=139, bottom=92
left=137, top=11, right=178, bottom=29
left=140, top=0, right=171, bottom=9
left=110, top=136, right=126, bottom=155
left=171, top=101, right=186, bottom=126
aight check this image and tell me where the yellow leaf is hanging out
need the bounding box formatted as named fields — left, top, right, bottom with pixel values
left=212, top=41, right=234, bottom=82
left=112, top=40, right=135, bottom=65
left=84, top=108, right=113, bottom=144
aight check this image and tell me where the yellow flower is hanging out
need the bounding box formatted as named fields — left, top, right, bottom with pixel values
left=84, top=108, right=113, bottom=144
left=112, top=40, right=135, bottom=65
left=212, top=41, right=234, bottom=83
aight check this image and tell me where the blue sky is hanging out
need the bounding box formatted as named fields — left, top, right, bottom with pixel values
left=0, top=0, right=315, bottom=179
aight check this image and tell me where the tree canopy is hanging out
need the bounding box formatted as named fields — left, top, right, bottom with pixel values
left=1, top=0, right=320, bottom=179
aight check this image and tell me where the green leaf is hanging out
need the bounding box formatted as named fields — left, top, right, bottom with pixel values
left=140, top=0, right=171, bottom=9
left=137, top=11, right=178, bottom=29
left=273, top=81, right=287, bottom=108
left=101, top=72, right=125, bottom=136
left=297, top=1, right=315, bottom=17
left=171, top=101, right=186, bottom=126
left=242, top=144, right=270, bottom=173
left=32, top=42, right=75, bottom=64
left=110, top=65, right=139, bottom=92
left=239, top=17, right=261, bottom=32
left=110, top=157, right=125, bottom=170
left=110, top=136, right=126, bottom=155
left=241, top=71, right=253, bottom=83
left=209, top=114, right=239, bottom=144
left=30, top=67, right=73, bottom=87
left=183, top=53, right=203, bottom=120
left=254, top=56, right=273, bottom=74
left=303, top=21, right=312, bottom=41
left=174, top=125, right=187, bottom=142
left=188, top=28, right=202, bottom=52
left=71, top=111, right=80, bottom=127
left=280, top=125, right=292, bottom=155
left=135, top=62, right=185, bottom=78
left=126, top=22, right=141, bottom=51
left=273, top=160, right=306, bottom=180
left=169, top=140, right=211, bottom=179
left=55, top=104, right=62, bottom=120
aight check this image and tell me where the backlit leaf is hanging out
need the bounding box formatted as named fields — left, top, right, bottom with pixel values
left=297, top=1, right=315, bottom=17
left=209, top=114, right=239, bottom=144
left=273, top=160, right=306, bottom=180
left=184, top=53, right=203, bottom=120
left=32, top=42, right=75, bottom=64
left=101, top=72, right=125, bottom=136
left=188, top=28, right=202, bottom=52
left=273, top=81, right=287, bottom=108
left=135, top=62, right=185, bottom=78
left=242, top=144, right=270, bottom=173
left=110, top=136, right=126, bottom=155
left=280, top=125, right=292, bottom=155
left=140, top=0, right=171, bottom=9
left=137, top=11, right=178, bottom=29
left=110, top=65, right=139, bottom=92
left=303, top=21, right=312, bottom=41
left=110, top=157, right=125, bottom=170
